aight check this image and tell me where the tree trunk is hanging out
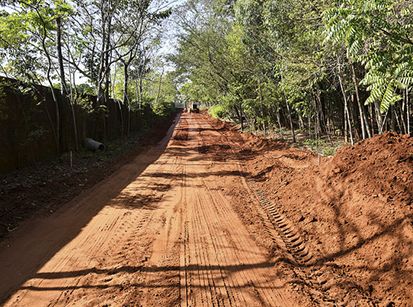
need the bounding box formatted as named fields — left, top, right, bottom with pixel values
left=118, top=100, right=125, bottom=139
left=400, top=93, right=407, bottom=134
left=70, top=103, right=79, bottom=151
left=337, top=63, right=354, bottom=145
left=312, top=91, right=321, bottom=137
left=368, top=103, right=375, bottom=135
left=375, top=101, right=384, bottom=134
left=239, top=103, right=244, bottom=131
left=298, top=113, right=305, bottom=130
left=233, top=104, right=244, bottom=131
left=123, top=62, right=129, bottom=104
left=351, top=63, right=370, bottom=138
left=139, top=77, right=144, bottom=110
left=258, top=79, right=267, bottom=137
left=407, top=88, right=411, bottom=136
left=104, top=14, right=112, bottom=105
left=96, top=14, right=106, bottom=107
left=276, top=108, right=282, bottom=132
left=394, top=107, right=403, bottom=132
left=283, top=92, right=296, bottom=143
left=155, top=68, right=164, bottom=106
left=122, top=61, right=130, bottom=137
left=111, top=61, right=117, bottom=98
left=57, top=16, right=80, bottom=151
left=41, top=23, right=60, bottom=152
left=56, top=17, right=67, bottom=95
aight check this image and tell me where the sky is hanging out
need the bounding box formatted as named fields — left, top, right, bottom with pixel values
left=156, top=0, right=188, bottom=71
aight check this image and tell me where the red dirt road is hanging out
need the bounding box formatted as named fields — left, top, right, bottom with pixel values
left=0, top=113, right=303, bottom=306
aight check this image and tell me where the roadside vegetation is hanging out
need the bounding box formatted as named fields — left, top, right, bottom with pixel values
left=1, top=0, right=412, bottom=158
left=0, top=0, right=177, bottom=157
left=172, top=0, right=413, bottom=145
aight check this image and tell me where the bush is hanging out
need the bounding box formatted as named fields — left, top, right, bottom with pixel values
left=208, top=104, right=226, bottom=119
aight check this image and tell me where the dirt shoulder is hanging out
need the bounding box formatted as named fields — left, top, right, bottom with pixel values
left=0, top=112, right=178, bottom=241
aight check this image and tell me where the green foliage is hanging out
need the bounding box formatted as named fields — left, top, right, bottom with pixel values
left=302, top=138, right=342, bottom=157
left=76, top=83, right=94, bottom=95
left=172, top=0, right=412, bottom=140
left=137, top=71, right=177, bottom=117
left=152, top=100, right=175, bottom=117
left=324, top=0, right=413, bottom=112
left=209, top=104, right=227, bottom=119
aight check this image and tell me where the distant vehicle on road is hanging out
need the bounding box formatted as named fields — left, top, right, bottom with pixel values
left=192, top=103, right=199, bottom=113
left=188, top=102, right=200, bottom=113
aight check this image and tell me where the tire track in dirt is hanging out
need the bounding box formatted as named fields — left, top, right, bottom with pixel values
left=175, top=115, right=295, bottom=306
left=202, top=180, right=290, bottom=305
left=197, top=189, right=247, bottom=306
left=204, top=116, right=377, bottom=306
left=255, top=190, right=314, bottom=266
left=192, top=126, right=250, bottom=306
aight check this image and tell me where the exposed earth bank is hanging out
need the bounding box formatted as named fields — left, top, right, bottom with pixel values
left=214, top=118, right=413, bottom=306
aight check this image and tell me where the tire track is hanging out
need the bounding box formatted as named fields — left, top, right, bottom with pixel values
left=195, top=192, right=235, bottom=306
left=196, top=121, right=282, bottom=305
left=254, top=190, right=314, bottom=266
left=191, top=196, right=221, bottom=306
left=183, top=116, right=292, bottom=306
left=201, top=181, right=286, bottom=306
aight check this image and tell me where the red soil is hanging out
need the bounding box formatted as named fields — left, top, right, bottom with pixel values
left=241, top=130, right=413, bottom=305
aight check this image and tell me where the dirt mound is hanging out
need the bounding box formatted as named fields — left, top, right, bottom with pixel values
left=329, top=132, right=412, bottom=206
left=194, top=114, right=412, bottom=304
left=244, top=132, right=413, bottom=305
left=209, top=116, right=234, bottom=131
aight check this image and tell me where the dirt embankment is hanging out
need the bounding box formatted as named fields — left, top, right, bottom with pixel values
left=240, top=131, right=413, bottom=305
left=200, top=115, right=412, bottom=304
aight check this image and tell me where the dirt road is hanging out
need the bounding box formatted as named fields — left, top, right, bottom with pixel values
left=0, top=113, right=301, bottom=306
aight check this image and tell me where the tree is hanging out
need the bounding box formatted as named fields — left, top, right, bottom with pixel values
left=325, top=0, right=413, bottom=134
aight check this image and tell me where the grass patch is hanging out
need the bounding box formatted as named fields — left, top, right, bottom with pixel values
left=300, top=137, right=344, bottom=156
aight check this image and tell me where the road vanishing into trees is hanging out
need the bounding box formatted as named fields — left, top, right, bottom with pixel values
left=0, top=113, right=302, bottom=306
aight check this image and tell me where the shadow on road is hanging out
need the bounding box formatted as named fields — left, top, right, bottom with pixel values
left=0, top=114, right=181, bottom=303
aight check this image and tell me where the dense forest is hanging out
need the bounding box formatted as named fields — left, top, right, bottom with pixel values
left=1, top=0, right=412, bottom=148
left=173, top=0, right=413, bottom=144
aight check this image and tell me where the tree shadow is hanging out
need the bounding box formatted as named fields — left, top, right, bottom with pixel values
left=141, top=170, right=251, bottom=180
left=0, top=114, right=181, bottom=303
left=19, top=260, right=300, bottom=295
left=282, top=172, right=413, bottom=302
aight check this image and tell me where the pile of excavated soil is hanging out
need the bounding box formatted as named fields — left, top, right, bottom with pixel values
left=201, top=115, right=412, bottom=304
left=329, top=132, right=412, bottom=205
left=245, top=132, right=413, bottom=305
